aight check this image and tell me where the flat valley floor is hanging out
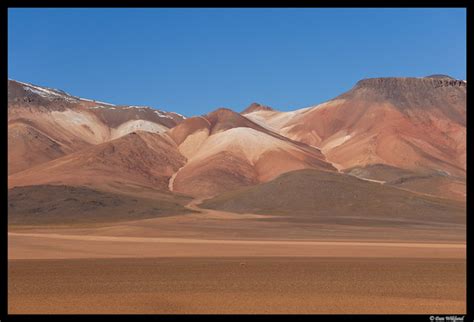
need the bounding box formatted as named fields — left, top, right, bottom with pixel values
left=8, top=208, right=466, bottom=314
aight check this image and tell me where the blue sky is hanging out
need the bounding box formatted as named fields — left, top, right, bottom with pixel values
left=8, top=8, right=466, bottom=116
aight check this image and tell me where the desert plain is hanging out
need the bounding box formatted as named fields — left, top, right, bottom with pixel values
left=8, top=197, right=466, bottom=314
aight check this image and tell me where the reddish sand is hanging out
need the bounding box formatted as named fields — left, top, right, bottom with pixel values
left=8, top=208, right=466, bottom=314
left=8, top=257, right=465, bottom=314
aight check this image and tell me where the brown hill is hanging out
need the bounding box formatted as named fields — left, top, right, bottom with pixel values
left=201, top=169, right=465, bottom=230
left=8, top=131, right=186, bottom=195
left=8, top=122, right=72, bottom=175
left=244, top=77, right=466, bottom=200
left=204, top=108, right=268, bottom=134
left=345, top=164, right=466, bottom=201
left=8, top=79, right=185, bottom=174
left=9, top=185, right=193, bottom=225
left=166, top=116, right=211, bottom=148
left=165, top=108, right=335, bottom=198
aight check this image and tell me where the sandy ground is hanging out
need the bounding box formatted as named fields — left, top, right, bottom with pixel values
left=8, top=208, right=466, bottom=243
left=8, top=232, right=465, bottom=259
left=8, top=200, right=466, bottom=314
left=8, top=257, right=465, bottom=314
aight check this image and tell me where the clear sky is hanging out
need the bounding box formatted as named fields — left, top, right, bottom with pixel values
left=8, top=8, right=466, bottom=116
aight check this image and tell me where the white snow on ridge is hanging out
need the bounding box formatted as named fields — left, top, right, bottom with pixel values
left=154, top=110, right=173, bottom=119
left=13, top=80, right=120, bottom=106
left=95, top=100, right=116, bottom=106
left=23, top=87, right=54, bottom=97
left=79, top=97, right=115, bottom=106
left=126, top=105, right=149, bottom=109
left=18, top=81, right=78, bottom=102
left=171, top=112, right=186, bottom=119
left=121, top=106, right=186, bottom=119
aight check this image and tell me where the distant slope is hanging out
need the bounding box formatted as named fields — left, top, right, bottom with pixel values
left=8, top=122, right=72, bottom=175
left=246, top=77, right=466, bottom=174
left=9, top=185, right=193, bottom=225
left=345, top=164, right=466, bottom=201
left=8, top=79, right=185, bottom=174
left=201, top=169, right=465, bottom=228
left=8, top=131, right=186, bottom=195
left=244, top=77, right=466, bottom=200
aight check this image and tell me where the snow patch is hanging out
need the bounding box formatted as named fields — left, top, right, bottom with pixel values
left=95, top=100, right=116, bottom=106
left=154, top=110, right=173, bottom=119
left=80, top=97, right=115, bottom=106
left=89, top=105, right=116, bottom=110
left=127, top=105, right=148, bottom=109
left=19, top=81, right=78, bottom=102
left=171, top=112, right=186, bottom=119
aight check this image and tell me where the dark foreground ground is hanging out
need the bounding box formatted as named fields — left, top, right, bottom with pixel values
left=8, top=257, right=465, bottom=314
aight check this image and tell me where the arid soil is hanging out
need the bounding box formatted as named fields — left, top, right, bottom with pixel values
left=8, top=257, right=465, bottom=314
left=8, top=196, right=466, bottom=314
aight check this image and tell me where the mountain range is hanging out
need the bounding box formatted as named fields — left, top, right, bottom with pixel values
left=8, top=75, right=466, bottom=225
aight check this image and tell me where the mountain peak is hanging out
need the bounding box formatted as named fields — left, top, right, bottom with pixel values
left=353, top=76, right=466, bottom=89
left=339, top=77, right=466, bottom=109
left=203, top=107, right=266, bottom=134
left=241, top=103, right=274, bottom=114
